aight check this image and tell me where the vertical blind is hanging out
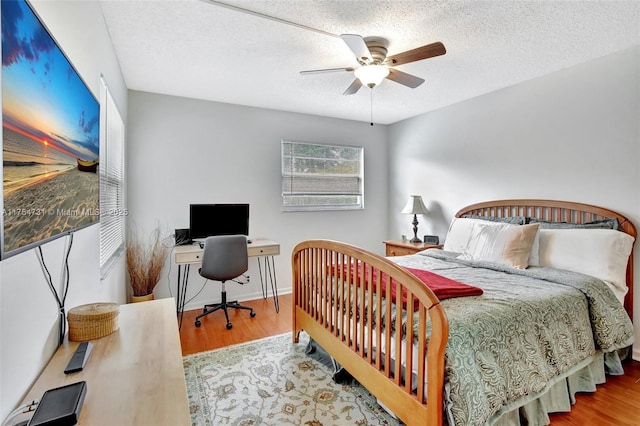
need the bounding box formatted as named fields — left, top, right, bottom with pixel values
left=99, top=78, right=126, bottom=277
left=281, top=140, right=364, bottom=211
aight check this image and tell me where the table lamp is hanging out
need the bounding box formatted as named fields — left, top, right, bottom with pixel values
left=401, top=195, right=429, bottom=243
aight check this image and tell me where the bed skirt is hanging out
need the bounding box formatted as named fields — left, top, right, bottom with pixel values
left=306, top=336, right=627, bottom=426
left=486, top=349, right=627, bottom=426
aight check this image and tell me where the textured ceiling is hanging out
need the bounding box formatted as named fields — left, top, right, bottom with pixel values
left=99, top=0, right=640, bottom=125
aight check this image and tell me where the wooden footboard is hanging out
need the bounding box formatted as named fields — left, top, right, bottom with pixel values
left=291, top=240, right=448, bottom=426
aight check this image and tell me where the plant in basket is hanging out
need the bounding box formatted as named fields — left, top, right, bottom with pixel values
left=127, top=225, right=168, bottom=302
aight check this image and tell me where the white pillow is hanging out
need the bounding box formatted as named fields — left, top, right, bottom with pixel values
left=537, top=228, right=635, bottom=294
left=458, top=223, right=540, bottom=269
left=528, top=230, right=540, bottom=266
left=443, top=217, right=502, bottom=253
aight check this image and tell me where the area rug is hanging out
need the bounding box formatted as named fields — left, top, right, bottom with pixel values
left=183, top=332, right=400, bottom=425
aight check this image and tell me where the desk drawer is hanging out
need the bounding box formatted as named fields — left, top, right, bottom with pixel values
left=249, top=245, right=280, bottom=257
left=175, top=251, right=203, bottom=264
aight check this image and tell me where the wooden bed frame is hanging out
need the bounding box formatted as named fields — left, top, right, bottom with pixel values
left=291, top=200, right=636, bottom=426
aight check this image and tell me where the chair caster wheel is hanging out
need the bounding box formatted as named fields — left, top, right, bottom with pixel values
left=226, top=323, right=233, bottom=330
left=250, top=311, right=256, bottom=318
left=195, top=320, right=201, bottom=327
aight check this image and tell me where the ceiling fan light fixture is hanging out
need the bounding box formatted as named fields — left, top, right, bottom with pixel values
left=354, top=65, right=389, bottom=88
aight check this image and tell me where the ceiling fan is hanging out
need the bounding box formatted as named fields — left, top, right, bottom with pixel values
left=201, top=2, right=446, bottom=97
left=301, top=34, right=446, bottom=95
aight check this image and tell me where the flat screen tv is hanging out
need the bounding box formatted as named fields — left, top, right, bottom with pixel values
left=1, top=0, right=100, bottom=258
left=189, top=204, right=250, bottom=240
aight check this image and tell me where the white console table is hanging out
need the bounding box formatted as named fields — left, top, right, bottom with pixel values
left=173, top=238, right=280, bottom=327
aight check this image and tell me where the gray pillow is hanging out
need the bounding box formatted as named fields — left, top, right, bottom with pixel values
left=528, top=217, right=620, bottom=230
left=461, top=214, right=527, bottom=225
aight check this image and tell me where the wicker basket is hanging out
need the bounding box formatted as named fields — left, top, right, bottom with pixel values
left=68, top=302, right=120, bottom=341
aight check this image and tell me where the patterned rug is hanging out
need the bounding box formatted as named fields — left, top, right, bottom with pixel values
left=183, top=332, right=400, bottom=426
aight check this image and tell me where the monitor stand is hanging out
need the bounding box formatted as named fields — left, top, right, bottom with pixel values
left=191, top=238, right=206, bottom=248
left=192, top=237, right=251, bottom=248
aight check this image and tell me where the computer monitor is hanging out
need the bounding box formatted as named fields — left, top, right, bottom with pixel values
left=189, top=204, right=249, bottom=241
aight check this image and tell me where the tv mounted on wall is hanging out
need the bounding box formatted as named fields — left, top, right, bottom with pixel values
left=1, top=0, right=100, bottom=258
left=189, top=204, right=250, bottom=241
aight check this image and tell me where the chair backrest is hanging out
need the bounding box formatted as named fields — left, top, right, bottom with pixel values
left=199, top=235, right=248, bottom=281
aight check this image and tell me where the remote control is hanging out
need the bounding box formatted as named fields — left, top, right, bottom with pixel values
left=64, top=341, right=93, bottom=374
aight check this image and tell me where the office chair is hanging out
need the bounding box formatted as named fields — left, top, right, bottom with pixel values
left=194, top=235, right=256, bottom=329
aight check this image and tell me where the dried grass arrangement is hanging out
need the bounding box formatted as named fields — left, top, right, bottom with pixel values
left=127, top=226, right=168, bottom=297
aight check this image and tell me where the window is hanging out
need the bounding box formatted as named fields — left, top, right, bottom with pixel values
left=99, top=78, right=126, bottom=277
left=281, top=140, right=363, bottom=211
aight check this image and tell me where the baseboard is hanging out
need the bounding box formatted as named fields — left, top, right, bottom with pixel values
left=633, top=346, right=640, bottom=362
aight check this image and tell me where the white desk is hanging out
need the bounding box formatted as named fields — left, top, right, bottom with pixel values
left=173, top=239, right=280, bottom=326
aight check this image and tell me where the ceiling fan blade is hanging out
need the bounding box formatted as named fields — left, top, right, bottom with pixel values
left=385, top=41, right=446, bottom=66
left=300, top=67, right=355, bottom=75
left=343, top=79, right=362, bottom=95
left=340, top=34, right=373, bottom=64
left=386, top=68, right=425, bottom=88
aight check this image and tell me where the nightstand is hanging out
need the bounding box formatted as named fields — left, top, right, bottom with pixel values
left=383, top=240, right=443, bottom=256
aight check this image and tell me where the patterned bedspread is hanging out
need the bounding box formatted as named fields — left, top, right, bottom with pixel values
left=392, top=249, right=634, bottom=426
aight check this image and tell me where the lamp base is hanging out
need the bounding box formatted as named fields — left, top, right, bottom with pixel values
left=409, top=214, right=421, bottom=243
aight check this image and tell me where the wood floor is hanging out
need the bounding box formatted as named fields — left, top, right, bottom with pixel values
left=179, top=293, right=293, bottom=355
left=179, top=293, right=640, bottom=425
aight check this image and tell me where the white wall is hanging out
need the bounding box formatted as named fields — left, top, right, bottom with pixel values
left=388, top=46, right=640, bottom=359
left=126, top=91, right=389, bottom=311
left=0, top=1, right=128, bottom=419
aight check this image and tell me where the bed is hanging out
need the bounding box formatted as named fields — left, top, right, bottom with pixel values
left=291, top=199, right=635, bottom=426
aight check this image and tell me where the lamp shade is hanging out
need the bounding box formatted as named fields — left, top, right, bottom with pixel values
left=354, top=65, right=390, bottom=88
left=401, top=195, right=429, bottom=215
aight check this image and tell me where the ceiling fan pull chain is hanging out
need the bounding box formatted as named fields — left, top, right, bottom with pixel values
left=370, top=89, right=374, bottom=126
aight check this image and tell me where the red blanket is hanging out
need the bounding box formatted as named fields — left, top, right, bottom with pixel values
left=345, top=264, right=483, bottom=309
left=404, top=267, right=483, bottom=303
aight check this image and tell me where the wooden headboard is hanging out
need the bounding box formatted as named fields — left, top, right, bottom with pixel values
left=455, top=199, right=636, bottom=320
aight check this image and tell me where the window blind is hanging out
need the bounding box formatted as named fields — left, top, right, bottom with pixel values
left=282, top=140, right=364, bottom=211
left=99, top=78, right=126, bottom=277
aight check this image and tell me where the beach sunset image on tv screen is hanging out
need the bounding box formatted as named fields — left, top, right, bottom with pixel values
left=2, top=0, right=100, bottom=257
